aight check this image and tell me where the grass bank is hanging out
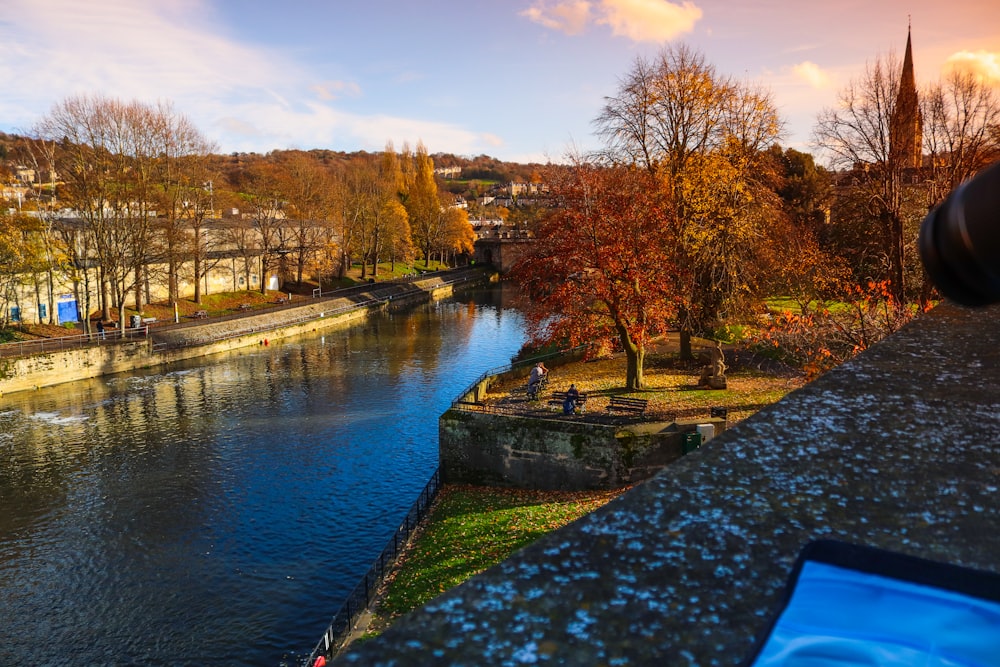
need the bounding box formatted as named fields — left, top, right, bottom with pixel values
left=363, top=485, right=629, bottom=637
left=355, top=340, right=805, bottom=644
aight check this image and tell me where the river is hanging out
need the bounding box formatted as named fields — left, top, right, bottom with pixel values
left=0, top=285, right=526, bottom=666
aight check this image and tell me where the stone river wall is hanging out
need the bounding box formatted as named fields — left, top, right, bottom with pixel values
left=0, top=269, right=488, bottom=396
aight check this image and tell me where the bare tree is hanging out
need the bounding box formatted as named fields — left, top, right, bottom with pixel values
left=146, top=102, right=216, bottom=305
left=922, top=69, right=1000, bottom=201
left=276, top=153, right=337, bottom=286
left=814, top=51, right=910, bottom=302
left=35, top=96, right=155, bottom=330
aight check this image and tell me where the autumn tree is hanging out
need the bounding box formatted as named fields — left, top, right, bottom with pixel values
left=512, top=161, right=685, bottom=389
left=404, top=143, right=442, bottom=264
left=274, top=152, right=338, bottom=286
left=382, top=198, right=415, bottom=271
left=437, top=202, right=475, bottom=266
left=763, top=146, right=849, bottom=308
left=340, top=147, right=411, bottom=279
left=232, top=161, right=288, bottom=293
left=11, top=138, right=63, bottom=324
left=0, top=212, right=46, bottom=327
left=595, top=45, right=784, bottom=355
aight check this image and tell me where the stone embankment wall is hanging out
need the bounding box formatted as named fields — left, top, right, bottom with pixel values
left=440, top=409, right=725, bottom=490
left=0, top=270, right=488, bottom=396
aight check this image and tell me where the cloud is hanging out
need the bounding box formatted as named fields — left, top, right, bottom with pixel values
left=0, top=1, right=505, bottom=157
left=791, top=61, right=832, bottom=89
left=520, top=2, right=593, bottom=36
left=481, top=133, right=505, bottom=148
left=521, top=0, right=700, bottom=41
left=311, top=81, right=363, bottom=101
left=943, top=50, right=1000, bottom=84
left=596, top=0, right=701, bottom=42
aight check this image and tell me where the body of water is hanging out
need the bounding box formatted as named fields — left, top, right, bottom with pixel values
left=0, top=286, right=526, bottom=665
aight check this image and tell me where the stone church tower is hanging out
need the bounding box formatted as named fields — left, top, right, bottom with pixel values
left=890, top=25, right=923, bottom=169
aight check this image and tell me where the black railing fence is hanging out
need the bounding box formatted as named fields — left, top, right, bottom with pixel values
left=1, top=270, right=484, bottom=360
left=304, top=469, right=442, bottom=667
left=0, top=325, right=149, bottom=358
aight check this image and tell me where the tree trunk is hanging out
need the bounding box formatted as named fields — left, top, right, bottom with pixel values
left=679, top=329, right=693, bottom=361
left=101, top=272, right=111, bottom=321
left=193, top=253, right=202, bottom=304
left=46, top=268, right=56, bottom=325
left=32, top=273, right=43, bottom=324
left=81, top=266, right=92, bottom=334
left=624, top=343, right=644, bottom=390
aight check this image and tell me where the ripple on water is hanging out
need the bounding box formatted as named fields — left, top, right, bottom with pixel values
left=0, top=290, right=526, bottom=666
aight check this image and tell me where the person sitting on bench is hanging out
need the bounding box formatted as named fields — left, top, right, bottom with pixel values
left=563, top=384, right=580, bottom=414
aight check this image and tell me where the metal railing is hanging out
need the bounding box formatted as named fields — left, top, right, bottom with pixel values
left=304, top=469, right=442, bottom=667
left=311, top=268, right=466, bottom=298
left=449, top=345, right=588, bottom=410
left=0, top=326, right=149, bottom=358
left=152, top=272, right=482, bottom=353
left=150, top=296, right=393, bottom=352
left=1, top=269, right=487, bottom=361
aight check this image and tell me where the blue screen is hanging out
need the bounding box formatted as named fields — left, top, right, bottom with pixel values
left=751, top=561, right=1000, bottom=666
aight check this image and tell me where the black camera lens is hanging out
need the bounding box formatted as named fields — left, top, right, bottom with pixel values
left=919, top=160, right=1000, bottom=307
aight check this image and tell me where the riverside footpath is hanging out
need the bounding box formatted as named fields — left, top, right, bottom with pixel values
left=0, top=267, right=490, bottom=396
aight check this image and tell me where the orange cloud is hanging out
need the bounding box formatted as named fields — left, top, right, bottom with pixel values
left=520, top=2, right=593, bottom=36
left=943, top=50, right=1000, bottom=84
left=521, top=0, right=700, bottom=41
left=597, top=0, right=701, bottom=42
left=791, top=61, right=832, bottom=89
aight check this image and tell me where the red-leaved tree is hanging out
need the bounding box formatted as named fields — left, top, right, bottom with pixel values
left=512, top=161, right=686, bottom=390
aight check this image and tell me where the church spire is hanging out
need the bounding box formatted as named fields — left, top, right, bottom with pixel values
left=891, top=23, right=922, bottom=169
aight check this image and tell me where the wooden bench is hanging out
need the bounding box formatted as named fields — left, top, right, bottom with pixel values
left=548, top=391, right=587, bottom=413
left=238, top=303, right=252, bottom=311
left=193, top=310, right=208, bottom=319
left=275, top=296, right=288, bottom=304
left=605, top=396, right=648, bottom=417
left=141, top=317, right=157, bottom=325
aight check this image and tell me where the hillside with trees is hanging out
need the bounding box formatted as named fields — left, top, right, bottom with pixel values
left=3, top=34, right=999, bottom=375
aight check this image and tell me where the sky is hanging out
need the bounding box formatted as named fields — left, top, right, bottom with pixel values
left=1, top=0, right=999, bottom=165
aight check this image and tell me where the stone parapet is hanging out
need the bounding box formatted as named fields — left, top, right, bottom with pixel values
left=335, top=302, right=1000, bottom=666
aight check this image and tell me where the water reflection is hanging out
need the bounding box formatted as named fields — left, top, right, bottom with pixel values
left=0, top=287, right=525, bottom=665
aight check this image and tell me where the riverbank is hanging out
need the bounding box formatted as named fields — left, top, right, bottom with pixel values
left=0, top=267, right=492, bottom=396
left=327, top=337, right=806, bottom=657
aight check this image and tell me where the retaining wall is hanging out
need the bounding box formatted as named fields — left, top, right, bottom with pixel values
left=0, top=270, right=485, bottom=396
left=440, top=410, right=724, bottom=490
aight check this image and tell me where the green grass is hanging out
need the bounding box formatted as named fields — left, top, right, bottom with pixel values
left=764, top=296, right=854, bottom=315
left=0, top=327, right=24, bottom=343
left=368, top=485, right=625, bottom=633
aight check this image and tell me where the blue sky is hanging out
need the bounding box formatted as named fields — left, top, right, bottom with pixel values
left=1, top=0, right=998, bottom=164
